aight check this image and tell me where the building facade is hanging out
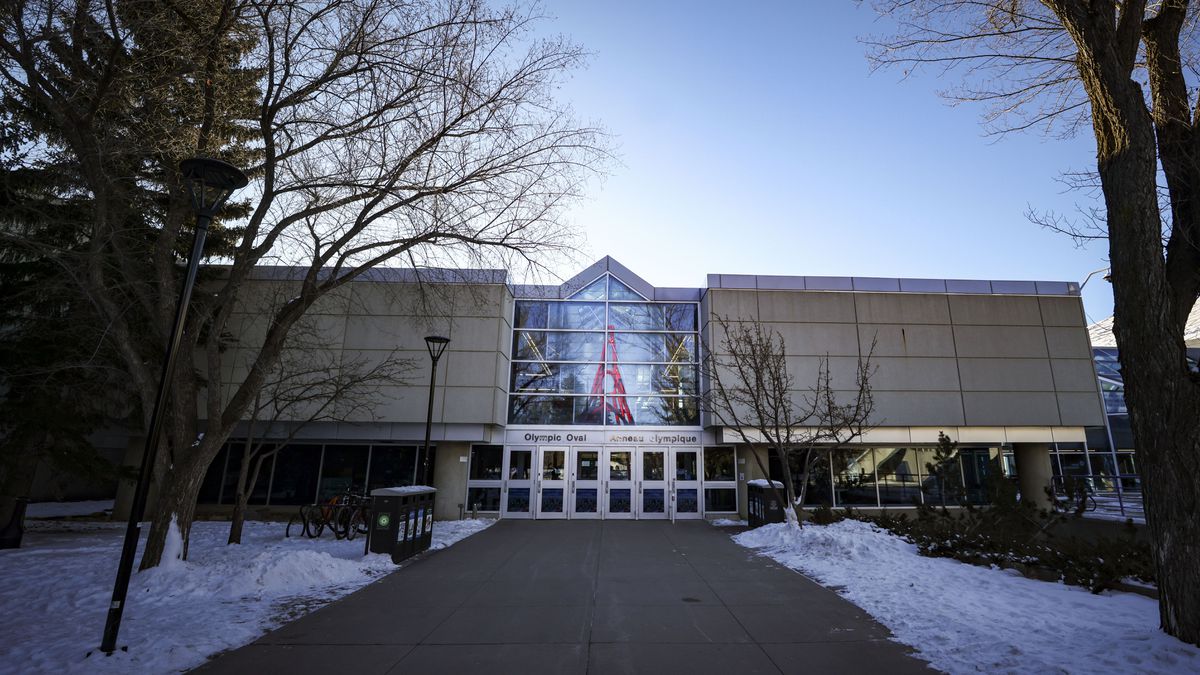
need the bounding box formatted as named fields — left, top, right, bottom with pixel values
left=196, top=257, right=1108, bottom=521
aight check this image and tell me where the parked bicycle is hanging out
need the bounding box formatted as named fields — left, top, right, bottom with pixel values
left=285, top=489, right=371, bottom=540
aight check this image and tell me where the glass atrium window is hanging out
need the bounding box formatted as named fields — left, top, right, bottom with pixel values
left=509, top=272, right=699, bottom=427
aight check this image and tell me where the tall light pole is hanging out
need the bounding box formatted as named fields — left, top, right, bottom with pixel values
left=420, top=335, right=450, bottom=486
left=100, top=158, right=247, bottom=655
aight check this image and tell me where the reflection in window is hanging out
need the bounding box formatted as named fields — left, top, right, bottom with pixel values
left=833, top=449, right=877, bottom=505
left=576, top=451, right=599, bottom=480
left=769, top=447, right=833, bottom=506
left=508, top=450, right=532, bottom=480
left=612, top=333, right=696, bottom=363
left=643, top=452, right=665, bottom=480
left=513, top=331, right=604, bottom=361
left=677, top=489, right=699, bottom=512
left=622, top=396, right=699, bottom=426
left=507, top=488, right=530, bottom=512
left=509, top=278, right=699, bottom=427
left=319, top=445, right=368, bottom=499
left=541, top=450, right=565, bottom=480
left=268, top=444, right=322, bottom=505
left=705, top=488, right=737, bottom=512
left=609, top=451, right=632, bottom=480
left=541, top=488, right=564, bottom=512
left=511, top=362, right=599, bottom=394
left=675, top=452, right=698, bottom=481
left=467, top=487, right=500, bottom=512
left=469, top=445, right=503, bottom=480
left=619, top=363, right=699, bottom=396
left=570, top=276, right=608, bottom=300
left=876, top=448, right=922, bottom=506
left=704, top=447, right=736, bottom=482
left=643, top=489, right=665, bottom=512
left=368, top=446, right=417, bottom=491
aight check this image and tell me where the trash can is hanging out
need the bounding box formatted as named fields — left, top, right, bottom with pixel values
left=368, top=486, right=436, bottom=563
left=746, top=479, right=786, bottom=528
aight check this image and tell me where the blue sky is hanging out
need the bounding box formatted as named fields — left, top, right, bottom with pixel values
left=536, top=1, right=1115, bottom=322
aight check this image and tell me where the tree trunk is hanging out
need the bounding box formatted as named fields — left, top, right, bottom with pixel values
left=138, top=464, right=206, bottom=570
left=1087, top=59, right=1200, bottom=644
left=228, top=497, right=247, bottom=545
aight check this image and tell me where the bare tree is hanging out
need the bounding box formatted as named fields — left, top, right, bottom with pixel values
left=701, top=317, right=877, bottom=526
left=1, top=0, right=606, bottom=568
left=865, top=0, right=1200, bottom=644
left=224, top=312, right=414, bottom=546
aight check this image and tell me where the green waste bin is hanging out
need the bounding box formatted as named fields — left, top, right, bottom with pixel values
left=368, top=486, right=436, bottom=563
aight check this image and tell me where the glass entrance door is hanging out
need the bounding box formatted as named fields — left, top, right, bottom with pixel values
left=672, top=448, right=702, bottom=519
left=502, top=447, right=534, bottom=519
left=639, top=448, right=668, bottom=520
left=571, top=448, right=601, bottom=519
left=536, top=446, right=567, bottom=519
left=604, top=448, right=635, bottom=519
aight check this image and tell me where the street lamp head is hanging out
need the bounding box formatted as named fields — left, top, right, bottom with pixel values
left=424, top=335, right=450, bottom=361
left=180, top=157, right=249, bottom=219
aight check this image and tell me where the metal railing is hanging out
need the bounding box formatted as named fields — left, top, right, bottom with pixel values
left=1050, top=475, right=1144, bottom=522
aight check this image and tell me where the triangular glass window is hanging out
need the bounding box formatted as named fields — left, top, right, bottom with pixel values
left=608, top=276, right=645, bottom=301
left=569, top=276, right=608, bottom=300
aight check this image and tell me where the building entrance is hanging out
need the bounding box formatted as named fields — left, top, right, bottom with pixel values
left=515, top=445, right=711, bottom=520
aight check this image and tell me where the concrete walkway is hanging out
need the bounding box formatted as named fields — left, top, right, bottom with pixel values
left=197, top=521, right=934, bottom=674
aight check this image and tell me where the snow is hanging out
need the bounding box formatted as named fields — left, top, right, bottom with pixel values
left=0, top=518, right=492, bottom=674
left=708, top=518, right=748, bottom=527
left=24, top=500, right=114, bottom=518
left=733, top=520, right=1200, bottom=675
left=370, top=485, right=436, bottom=496
left=746, top=479, right=784, bottom=488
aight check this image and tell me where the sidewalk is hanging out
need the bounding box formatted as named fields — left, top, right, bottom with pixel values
left=196, top=520, right=934, bottom=674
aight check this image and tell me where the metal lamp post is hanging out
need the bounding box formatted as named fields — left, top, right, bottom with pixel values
left=420, top=335, right=451, bottom=485
left=99, top=158, right=248, bottom=655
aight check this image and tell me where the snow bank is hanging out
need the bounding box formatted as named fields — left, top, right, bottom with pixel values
left=708, top=518, right=748, bottom=527
left=0, top=518, right=492, bottom=674
left=734, top=520, right=1200, bottom=675
left=24, top=500, right=114, bottom=518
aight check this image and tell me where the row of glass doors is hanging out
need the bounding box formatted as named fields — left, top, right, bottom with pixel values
left=500, top=446, right=705, bottom=519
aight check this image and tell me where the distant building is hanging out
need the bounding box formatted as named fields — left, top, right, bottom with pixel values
left=1084, top=303, right=1200, bottom=496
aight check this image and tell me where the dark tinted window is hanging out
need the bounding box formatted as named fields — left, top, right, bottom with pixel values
left=319, top=445, right=369, bottom=499
left=368, top=445, right=417, bottom=491
left=269, top=444, right=322, bottom=505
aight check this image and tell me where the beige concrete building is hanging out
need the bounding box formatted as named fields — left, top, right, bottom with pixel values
left=197, top=257, right=1106, bottom=521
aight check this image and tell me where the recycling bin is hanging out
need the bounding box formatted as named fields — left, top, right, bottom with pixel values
left=747, top=480, right=786, bottom=528
left=368, top=486, right=436, bottom=563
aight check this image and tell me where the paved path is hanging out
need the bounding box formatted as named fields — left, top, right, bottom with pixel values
left=197, top=521, right=934, bottom=674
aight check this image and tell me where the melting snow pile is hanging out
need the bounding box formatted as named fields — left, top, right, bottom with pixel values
left=734, top=519, right=1200, bottom=675
left=0, top=518, right=492, bottom=674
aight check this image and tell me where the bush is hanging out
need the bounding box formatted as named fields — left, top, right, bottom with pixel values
left=855, top=500, right=1154, bottom=593
left=809, top=502, right=842, bottom=525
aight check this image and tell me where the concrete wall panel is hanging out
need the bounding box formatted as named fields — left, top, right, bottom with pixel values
left=949, top=295, right=1043, bottom=326
left=1038, top=297, right=1086, bottom=327
left=1057, top=393, right=1106, bottom=426
left=953, top=325, right=1049, bottom=358
left=859, top=324, right=957, bottom=357
left=757, top=291, right=856, bottom=323
left=1050, top=359, right=1101, bottom=391
left=1044, top=326, right=1092, bottom=358
left=958, top=358, right=1055, bottom=391
left=707, top=289, right=759, bottom=321
left=962, top=392, right=1060, bottom=426
left=870, top=391, right=965, bottom=426
left=771, top=323, right=861, bottom=356
left=869, top=357, right=961, bottom=391
left=854, top=293, right=951, bottom=325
